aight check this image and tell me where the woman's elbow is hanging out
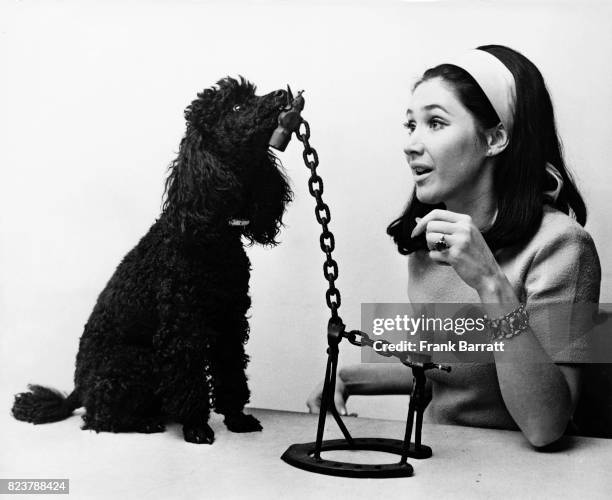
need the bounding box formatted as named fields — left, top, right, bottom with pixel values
left=522, top=421, right=567, bottom=448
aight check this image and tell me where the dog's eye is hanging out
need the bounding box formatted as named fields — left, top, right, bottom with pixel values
left=233, top=104, right=242, bottom=112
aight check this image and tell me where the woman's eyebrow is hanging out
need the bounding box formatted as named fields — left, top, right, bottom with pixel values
left=406, top=104, right=451, bottom=115
left=425, top=104, right=450, bottom=114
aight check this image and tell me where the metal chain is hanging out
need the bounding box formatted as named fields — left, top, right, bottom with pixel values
left=296, top=120, right=341, bottom=321
left=345, top=329, right=451, bottom=371
left=295, top=121, right=402, bottom=356
left=294, top=119, right=450, bottom=374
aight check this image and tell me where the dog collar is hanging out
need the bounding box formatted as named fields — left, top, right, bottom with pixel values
left=228, top=219, right=250, bottom=227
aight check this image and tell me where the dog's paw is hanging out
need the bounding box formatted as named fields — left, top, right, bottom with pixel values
left=183, top=423, right=215, bottom=444
left=136, top=419, right=166, bottom=434
left=224, top=413, right=263, bottom=433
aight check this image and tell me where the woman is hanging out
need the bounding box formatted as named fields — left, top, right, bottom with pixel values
left=306, top=45, right=601, bottom=447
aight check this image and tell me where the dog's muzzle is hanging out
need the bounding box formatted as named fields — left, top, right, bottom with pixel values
left=269, top=86, right=305, bottom=152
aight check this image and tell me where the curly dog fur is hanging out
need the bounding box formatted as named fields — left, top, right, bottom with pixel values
left=12, top=77, right=292, bottom=444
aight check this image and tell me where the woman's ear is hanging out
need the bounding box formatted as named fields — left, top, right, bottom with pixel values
left=485, top=123, right=510, bottom=157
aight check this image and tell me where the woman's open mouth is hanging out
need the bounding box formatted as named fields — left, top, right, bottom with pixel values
left=412, top=165, right=434, bottom=181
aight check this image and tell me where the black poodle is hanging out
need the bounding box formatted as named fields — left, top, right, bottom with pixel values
left=12, top=77, right=293, bottom=444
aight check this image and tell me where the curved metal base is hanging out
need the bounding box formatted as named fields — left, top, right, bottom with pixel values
left=281, top=438, right=432, bottom=478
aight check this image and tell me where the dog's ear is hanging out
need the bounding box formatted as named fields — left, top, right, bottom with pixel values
left=242, top=152, right=292, bottom=246
left=163, top=128, right=240, bottom=233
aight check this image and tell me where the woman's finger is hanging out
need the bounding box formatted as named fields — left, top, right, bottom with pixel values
left=428, top=250, right=452, bottom=265
left=425, top=231, right=455, bottom=251
left=306, top=399, right=320, bottom=413
left=306, top=383, right=323, bottom=413
left=411, top=209, right=465, bottom=237
left=424, top=220, right=456, bottom=236
left=334, top=391, right=348, bottom=416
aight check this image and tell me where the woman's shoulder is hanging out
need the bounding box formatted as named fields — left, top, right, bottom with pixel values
left=529, top=204, right=597, bottom=256
left=518, top=204, right=601, bottom=302
left=497, top=204, right=600, bottom=301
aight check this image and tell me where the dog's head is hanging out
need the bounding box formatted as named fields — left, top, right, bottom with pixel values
left=163, top=76, right=293, bottom=245
left=185, top=77, right=290, bottom=159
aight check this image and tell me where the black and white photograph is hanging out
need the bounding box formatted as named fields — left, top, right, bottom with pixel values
left=1, top=0, right=611, bottom=498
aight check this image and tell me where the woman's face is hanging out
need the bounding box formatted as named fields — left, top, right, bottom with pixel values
left=404, top=77, right=489, bottom=207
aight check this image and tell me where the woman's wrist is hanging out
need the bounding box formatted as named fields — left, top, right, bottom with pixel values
left=476, top=271, right=520, bottom=313
left=339, top=364, right=412, bottom=395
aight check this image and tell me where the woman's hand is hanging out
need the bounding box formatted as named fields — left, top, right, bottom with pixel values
left=411, top=209, right=505, bottom=294
left=306, top=376, right=352, bottom=416
left=306, top=365, right=415, bottom=415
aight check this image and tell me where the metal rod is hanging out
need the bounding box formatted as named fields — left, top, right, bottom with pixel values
left=400, top=378, right=417, bottom=464
left=314, top=354, right=334, bottom=458
left=415, top=406, right=424, bottom=449
left=413, top=369, right=426, bottom=450
left=328, top=351, right=354, bottom=446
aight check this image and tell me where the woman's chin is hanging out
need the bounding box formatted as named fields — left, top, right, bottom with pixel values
left=415, top=187, right=443, bottom=205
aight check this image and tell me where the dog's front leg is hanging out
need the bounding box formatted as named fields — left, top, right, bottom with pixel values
left=210, top=319, right=262, bottom=433
left=155, top=278, right=216, bottom=444
left=155, top=336, right=216, bottom=444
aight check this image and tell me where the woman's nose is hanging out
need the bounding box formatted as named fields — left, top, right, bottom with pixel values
left=404, top=135, right=425, bottom=157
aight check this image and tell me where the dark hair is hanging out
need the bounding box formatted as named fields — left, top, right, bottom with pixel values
left=387, top=44, right=587, bottom=254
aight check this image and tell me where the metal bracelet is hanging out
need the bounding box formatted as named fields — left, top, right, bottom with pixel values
left=484, top=303, right=530, bottom=340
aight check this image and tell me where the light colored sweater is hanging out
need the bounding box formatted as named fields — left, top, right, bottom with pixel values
left=408, top=204, right=601, bottom=430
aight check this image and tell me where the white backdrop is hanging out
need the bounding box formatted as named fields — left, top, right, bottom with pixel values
left=1, top=0, right=611, bottom=422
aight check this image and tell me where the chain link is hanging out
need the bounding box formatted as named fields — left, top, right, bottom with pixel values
left=297, top=119, right=341, bottom=320
left=346, top=330, right=397, bottom=359
left=308, top=175, right=323, bottom=197
left=319, top=231, right=335, bottom=253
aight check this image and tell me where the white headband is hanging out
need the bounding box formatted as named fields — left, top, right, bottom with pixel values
left=442, top=49, right=516, bottom=134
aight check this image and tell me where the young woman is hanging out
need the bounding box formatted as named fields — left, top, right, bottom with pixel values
left=306, top=45, right=601, bottom=447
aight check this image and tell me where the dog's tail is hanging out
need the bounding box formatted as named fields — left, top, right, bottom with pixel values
left=12, top=385, right=81, bottom=424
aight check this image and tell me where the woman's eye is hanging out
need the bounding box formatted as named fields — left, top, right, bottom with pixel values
left=403, top=121, right=416, bottom=133
left=233, top=104, right=242, bottom=112
left=430, top=118, right=445, bottom=130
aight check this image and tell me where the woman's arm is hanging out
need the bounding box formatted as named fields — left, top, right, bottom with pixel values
left=306, top=364, right=414, bottom=414
left=412, top=209, right=595, bottom=447
left=478, top=275, right=580, bottom=447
